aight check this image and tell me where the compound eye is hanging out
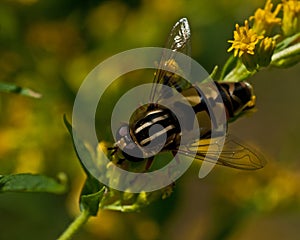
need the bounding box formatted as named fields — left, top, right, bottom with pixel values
left=116, top=124, right=130, bottom=140
left=115, top=124, right=145, bottom=161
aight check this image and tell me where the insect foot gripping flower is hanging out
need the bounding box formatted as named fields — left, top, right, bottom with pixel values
left=250, top=0, right=282, bottom=36
left=282, top=0, right=300, bottom=36
left=227, top=20, right=264, bottom=71
left=95, top=142, right=175, bottom=212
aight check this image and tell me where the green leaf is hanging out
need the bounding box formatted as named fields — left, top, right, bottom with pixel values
left=0, top=173, right=67, bottom=194
left=63, top=115, right=96, bottom=177
left=64, top=115, right=105, bottom=216
left=80, top=183, right=106, bottom=216
left=80, top=174, right=103, bottom=197
left=220, top=55, right=237, bottom=80
left=275, top=33, right=300, bottom=52
left=0, top=82, right=41, bottom=98
left=80, top=166, right=104, bottom=215
left=271, top=42, right=300, bottom=68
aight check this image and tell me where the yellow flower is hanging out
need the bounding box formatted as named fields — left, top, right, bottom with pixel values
left=250, top=0, right=282, bottom=35
left=228, top=20, right=264, bottom=58
left=227, top=20, right=276, bottom=71
left=282, top=0, right=300, bottom=36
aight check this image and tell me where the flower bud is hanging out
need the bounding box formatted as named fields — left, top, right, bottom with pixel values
left=282, top=0, right=300, bottom=36
left=257, top=37, right=276, bottom=67
left=241, top=53, right=259, bottom=71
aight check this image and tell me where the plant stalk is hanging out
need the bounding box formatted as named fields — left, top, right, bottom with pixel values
left=57, top=209, right=91, bottom=240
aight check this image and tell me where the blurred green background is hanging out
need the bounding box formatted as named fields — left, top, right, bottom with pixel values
left=1, top=0, right=300, bottom=239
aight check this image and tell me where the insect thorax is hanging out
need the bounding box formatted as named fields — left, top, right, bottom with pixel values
left=129, top=104, right=181, bottom=152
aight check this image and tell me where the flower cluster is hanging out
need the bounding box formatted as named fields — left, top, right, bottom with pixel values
left=282, top=0, right=300, bottom=36
left=227, top=0, right=300, bottom=72
left=250, top=0, right=282, bottom=35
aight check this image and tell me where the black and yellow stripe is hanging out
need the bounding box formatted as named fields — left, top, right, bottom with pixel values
left=118, top=81, right=255, bottom=161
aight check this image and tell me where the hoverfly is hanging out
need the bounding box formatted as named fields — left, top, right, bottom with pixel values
left=109, top=18, right=265, bottom=171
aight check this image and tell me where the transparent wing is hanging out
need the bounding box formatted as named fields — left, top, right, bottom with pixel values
left=176, top=135, right=266, bottom=170
left=149, top=18, right=192, bottom=103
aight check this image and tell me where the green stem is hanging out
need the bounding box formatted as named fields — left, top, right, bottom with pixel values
left=223, top=42, right=300, bottom=82
left=223, top=61, right=255, bottom=82
left=103, top=204, right=140, bottom=212
left=57, top=209, right=91, bottom=240
left=271, top=42, right=300, bottom=62
left=219, top=55, right=236, bottom=80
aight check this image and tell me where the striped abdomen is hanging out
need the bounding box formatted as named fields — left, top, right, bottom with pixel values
left=214, top=81, right=255, bottom=118
left=178, top=81, right=256, bottom=139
